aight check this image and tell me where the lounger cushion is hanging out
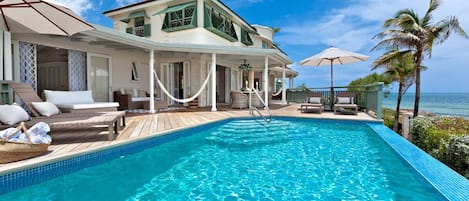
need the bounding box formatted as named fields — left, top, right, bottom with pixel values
left=55, top=102, right=119, bottom=110
left=32, top=102, right=60, bottom=117
left=308, top=97, right=322, bottom=104
left=337, top=97, right=354, bottom=104
left=0, top=104, right=30, bottom=125
left=44, top=90, right=94, bottom=104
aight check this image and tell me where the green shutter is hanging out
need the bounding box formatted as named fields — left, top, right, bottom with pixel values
left=161, top=4, right=197, bottom=32
left=241, top=28, right=253, bottom=46
left=126, top=27, right=133, bottom=34
left=204, top=6, right=212, bottom=28
left=144, top=24, right=151, bottom=36
left=192, top=7, right=197, bottom=27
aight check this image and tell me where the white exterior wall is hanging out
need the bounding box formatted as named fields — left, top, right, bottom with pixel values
left=252, top=25, right=273, bottom=41
left=11, top=34, right=151, bottom=97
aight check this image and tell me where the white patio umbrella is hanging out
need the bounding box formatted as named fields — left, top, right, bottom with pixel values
left=300, top=46, right=369, bottom=107
left=0, top=0, right=94, bottom=36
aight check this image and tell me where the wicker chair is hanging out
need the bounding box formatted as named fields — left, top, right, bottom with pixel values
left=250, top=90, right=265, bottom=108
left=230, top=91, right=248, bottom=109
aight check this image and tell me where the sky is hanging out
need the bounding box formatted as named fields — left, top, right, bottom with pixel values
left=56, top=0, right=469, bottom=93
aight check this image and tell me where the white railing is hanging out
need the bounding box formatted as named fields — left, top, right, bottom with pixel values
left=248, top=88, right=272, bottom=123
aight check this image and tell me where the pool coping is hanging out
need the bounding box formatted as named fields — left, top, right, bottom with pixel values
left=367, top=123, right=469, bottom=201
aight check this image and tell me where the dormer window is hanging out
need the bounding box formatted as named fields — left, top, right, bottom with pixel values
left=153, top=2, right=197, bottom=32
left=241, top=28, right=253, bottom=46
left=204, top=4, right=238, bottom=42
left=134, top=17, right=145, bottom=37
left=122, top=10, right=151, bottom=37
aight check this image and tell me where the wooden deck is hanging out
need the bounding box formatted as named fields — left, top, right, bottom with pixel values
left=0, top=103, right=379, bottom=174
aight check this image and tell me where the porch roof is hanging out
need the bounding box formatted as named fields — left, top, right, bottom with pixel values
left=81, top=24, right=293, bottom=65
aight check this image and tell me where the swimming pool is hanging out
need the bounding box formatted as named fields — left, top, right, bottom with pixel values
left=0, top=117, right=467, bottom=200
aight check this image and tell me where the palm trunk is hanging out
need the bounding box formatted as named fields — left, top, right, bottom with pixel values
left=413, top=47, right=423, bottom=118
left=393, top=80, right=404, bottom=132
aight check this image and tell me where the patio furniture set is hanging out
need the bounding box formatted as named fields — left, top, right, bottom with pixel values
left=299, top=92, right=358, bottom=115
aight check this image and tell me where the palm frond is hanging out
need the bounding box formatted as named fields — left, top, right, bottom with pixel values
left=425, top=0, right=441, bottom=19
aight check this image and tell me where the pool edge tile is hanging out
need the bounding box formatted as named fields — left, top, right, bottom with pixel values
left=367, top=123, right=469, bottom=201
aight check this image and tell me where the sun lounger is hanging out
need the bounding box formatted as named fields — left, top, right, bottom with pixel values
left=300, top=93, right=323, bottom=113
left=0, top=110, right=126, bottom=141
left=333, top=93, right=358, bottom=115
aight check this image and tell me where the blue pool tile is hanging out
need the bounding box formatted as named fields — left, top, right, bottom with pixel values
left=367, top=123, right=469, bottom=201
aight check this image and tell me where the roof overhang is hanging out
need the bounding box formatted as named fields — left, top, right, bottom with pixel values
left=82, top=24, right=293, bottom=65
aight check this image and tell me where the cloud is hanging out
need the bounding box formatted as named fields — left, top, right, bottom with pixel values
left=278, top=0, right=469, bottom=91
left=55, top=0, right=94, bottom=17
left=116, top=0, right=142, bottom=7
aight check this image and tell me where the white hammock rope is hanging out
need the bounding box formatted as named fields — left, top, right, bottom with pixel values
left=273, top=86, right=284, bottom=96
left=153, top=65, right=213, bottom=103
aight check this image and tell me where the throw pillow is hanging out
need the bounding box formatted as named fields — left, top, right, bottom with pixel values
left=0, top=104, right=31, bottom=125
left=337, top=97, right=351, bottom=104
left=120, top=88, right=126, bottom=95
left=132, top=89, right=139, bottom=97
left=32, top=102, right=60, bottom=117
left=308, top=97, right=322, bottom=104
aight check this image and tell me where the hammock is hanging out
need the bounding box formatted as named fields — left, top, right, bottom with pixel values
left=153, top=64, right=213, bottom=103
left=273, top=86, right=284, bottom=96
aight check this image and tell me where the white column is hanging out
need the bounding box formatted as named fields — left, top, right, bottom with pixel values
left=289, top=77, right=294, bottom=88
left=3, top=31, right=12, bottom=80
left=264, top=56, right=269, bottom=106
left=0, top=31, right=3, bottom=80
left=211, top=53, right=217, bottom=112
left=149, top=49, right=155, bottom=113
left=282, top=64, right=287, bottom=105
left=197, top=0, right=204, bottom=28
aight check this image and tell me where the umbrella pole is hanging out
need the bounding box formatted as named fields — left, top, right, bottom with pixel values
left=330, top=60, right=334, bottom=110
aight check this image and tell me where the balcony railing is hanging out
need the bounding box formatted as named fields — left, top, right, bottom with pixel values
left=287, top=82, right=384, bottom=119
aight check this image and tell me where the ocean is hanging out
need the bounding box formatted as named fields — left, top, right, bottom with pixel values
left=382, top=93, right=469, bottom=119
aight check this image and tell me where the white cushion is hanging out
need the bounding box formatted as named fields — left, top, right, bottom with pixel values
left=132, top=89, right=138, bottom=97
left=308, top=97, right=321, bottom=104
left=55, top=102, right=119, bottom=110
left=120, top=88, right=125, bottom=94
left=31, top=102, right=60, bottom=117
left=0, top=104, right=30, bottom=125
left=131, top=97, right=151, bottom=102
left=44, top=90, right=94, bottom=104
left=337, top=97, right=353, bottom=104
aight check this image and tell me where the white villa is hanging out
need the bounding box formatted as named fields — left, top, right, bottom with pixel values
left=0, top=0, right=298, bottom=112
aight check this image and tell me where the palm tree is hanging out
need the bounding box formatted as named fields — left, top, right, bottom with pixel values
left=372, top=49, right=415, bottom=132
left=372, top=0, right=468, bottom=118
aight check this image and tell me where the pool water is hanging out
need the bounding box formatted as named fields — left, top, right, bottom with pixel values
left=0, top=118, right=445, bottom=200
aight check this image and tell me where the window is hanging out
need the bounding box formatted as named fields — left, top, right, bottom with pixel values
left=131, top=62, right=139, bottom=81
left=134, top=17, right=145, bottom=37
left=159, top=2, right=197, bottom=32
left=241, top=28, right=253, bottom=46
left=123, top=11, right=151, bottom=37
left=262, top=40, right=268, bottom=48
left=204, top=4, right=238, bottom=42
